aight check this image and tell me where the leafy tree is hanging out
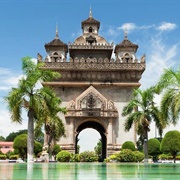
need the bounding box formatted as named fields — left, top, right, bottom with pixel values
left=148, top=138, right=161, bottom=161
left=155, top=66, right=180, bottom=124
left=94, top=139, right=102, bottom=160
left=161, top=130, right=180, bottom=163
left=13, top=134, right=27, bottom=160
left=34, top=141, right=43, bottom=157
left=6, top=129, right=27, bottom=142
left=0, top=136, right=5, bottom=141
left=34, top=128, right=44, bottom=144
left=14, top=134, right=43, bottom=160
left=52, top=144, right=61, bottom=159
left=4, top=56, right=61, bottom=162
left=122, top=141, right=136, bottom=151
left=6, top=132, right=20, bottom=142
left=76, top=145, right=80, bottom=154
left=122, top=87, right=165, bottom=162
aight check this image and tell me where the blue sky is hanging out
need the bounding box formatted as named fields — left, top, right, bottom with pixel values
left=0, top=0, right=180, bottom=151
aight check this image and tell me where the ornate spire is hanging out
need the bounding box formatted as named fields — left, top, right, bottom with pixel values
left=124, top=27, right=128, bottom=40
left=55, top=23, right=59, bottom=39
left=89, top=6, right=92, bottom=18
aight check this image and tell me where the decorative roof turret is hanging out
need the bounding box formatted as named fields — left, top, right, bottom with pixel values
left=114, top=30, right=138, bottom=54
left=69, top=8, right=113, bottom=60
left=45, top=24, right=68, bottom=53
left=81, top=7, right=100, bottom=32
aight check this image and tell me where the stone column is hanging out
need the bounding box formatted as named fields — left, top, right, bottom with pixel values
left=107, top=118, right=113, bottom=144
left=69, top=118, right=74, bottom=144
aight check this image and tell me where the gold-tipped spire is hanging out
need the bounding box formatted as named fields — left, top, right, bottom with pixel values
left=89, top=6, right=92, bottom=17
left=55, top=22, right=59, bottom=39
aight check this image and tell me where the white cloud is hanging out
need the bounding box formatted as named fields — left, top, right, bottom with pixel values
left=0, top=100, right=27, bottom=138
left=31, top=58, right=37, bottom=64
left=0, top=68, right=12, bottom=75
left=107, top=26, right=119, bottom=37
left=0, top=68, right=22, bottom=94
left=140, top=38, right=178, bottom=89
left=117, top=23, right=137, bottom=32
left=116, top=22, right=176, bottom=35
left=157, top=22, right=176, bottom=31
left=0, top=57, right=36, bottom=93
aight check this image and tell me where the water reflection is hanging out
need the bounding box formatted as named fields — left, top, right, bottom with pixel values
left=1, top=162, right=180, bottom=179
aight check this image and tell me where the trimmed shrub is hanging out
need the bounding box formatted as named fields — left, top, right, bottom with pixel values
left=0, top=150, right=3, bottom=155
left=71, top=154, right=80, bottom=162
left=132, top=151, right=145, bottom=162
left=148, top=138, right=161, bottom=161
left=5, top=151, right=14, bottom=159
left=176, top=155, right=180, bottom=160
left=122, top=141, right=136, bottom=151
left=34, top=141, right=43, bottom=157
left=116, top=149, right=135, bottom=162
left=161, top=130, right=180, bottom=163
left=0, top=154, right=6, bottom=160
left=9, top=155, right=19, bottom=160
left=104, top=158, right=110, bottom=163
left=106, top=150, right=144, bottom=163
left=52, top=144, right=61, bottom=157
left=56, top=150, right=71, bottom=162
left=109, top=154, right=118, bottom=161
left=158, top=154, right=168, bottom=160
left=79, top=151, right=98, bottom=162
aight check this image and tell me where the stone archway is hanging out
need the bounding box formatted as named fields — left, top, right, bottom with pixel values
left=75, top=119, right=107, bottom=161
left=61, top=86, right=118, bottom=157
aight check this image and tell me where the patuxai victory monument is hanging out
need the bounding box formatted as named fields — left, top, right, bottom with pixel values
left=38, top=9, right=145, bottom=160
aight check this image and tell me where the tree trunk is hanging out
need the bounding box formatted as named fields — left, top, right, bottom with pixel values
left=48, top=135, right=53, bottom=160
left=143, top=128, right=148, bottom=163
left=27, top=109, right=34, bottom=163
left=173, top=154, right=176, bottom=163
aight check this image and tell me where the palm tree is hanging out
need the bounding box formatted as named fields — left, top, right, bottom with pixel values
left=155, top=66, right=180, bottom=125
left=4, top=56, right=60, bottom=162
left=35, top=90, right=66, bottom=159
left=122, top=87, right=165, bottom=162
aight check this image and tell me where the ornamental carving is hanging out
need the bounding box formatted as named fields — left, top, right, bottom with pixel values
left=66, top=86, right=118, bottom=118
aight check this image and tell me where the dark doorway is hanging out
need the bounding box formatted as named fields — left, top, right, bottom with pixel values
left=75, top=121, right=107, bottom=161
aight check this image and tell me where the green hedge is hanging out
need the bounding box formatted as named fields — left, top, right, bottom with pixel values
left=56, top=151, right=71, bottom=162
left=158, top=154, right=168, bottom=160
left=9, top=155, right=19, bottom=160
left=132, top=151, right=145, bottom=162
left=79, top=151, right=98, bottom=162
left=71, top=154, right=80, bottom=162
left=0, top=154, right=6, bottom=160
left=122, top=141, right=136, bottom=151
left=108, top=149, right=144, bottom=162
left=116, top=149, right=135, bottom=162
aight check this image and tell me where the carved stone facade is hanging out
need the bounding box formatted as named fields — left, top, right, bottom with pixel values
left=41, top=9, right=145, bottom=159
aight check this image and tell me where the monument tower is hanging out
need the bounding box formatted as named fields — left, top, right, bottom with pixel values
left=40, top=9, right=145, bottom=159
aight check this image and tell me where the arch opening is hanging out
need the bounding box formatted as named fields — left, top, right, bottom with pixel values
left=75, top=120, right=107, bottom=162
left=78, top=128, right=100, bottom=152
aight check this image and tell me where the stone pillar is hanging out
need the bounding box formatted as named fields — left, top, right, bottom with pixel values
left=69, top=118, right=74, bottom=144
left=107, top=118, right=113, bottom=144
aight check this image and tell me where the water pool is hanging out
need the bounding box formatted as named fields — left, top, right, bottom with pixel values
left=0, top=162, right=180, bottom=180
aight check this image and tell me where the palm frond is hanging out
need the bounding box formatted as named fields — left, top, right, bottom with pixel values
left=4, top=88, right=24, bottom=123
